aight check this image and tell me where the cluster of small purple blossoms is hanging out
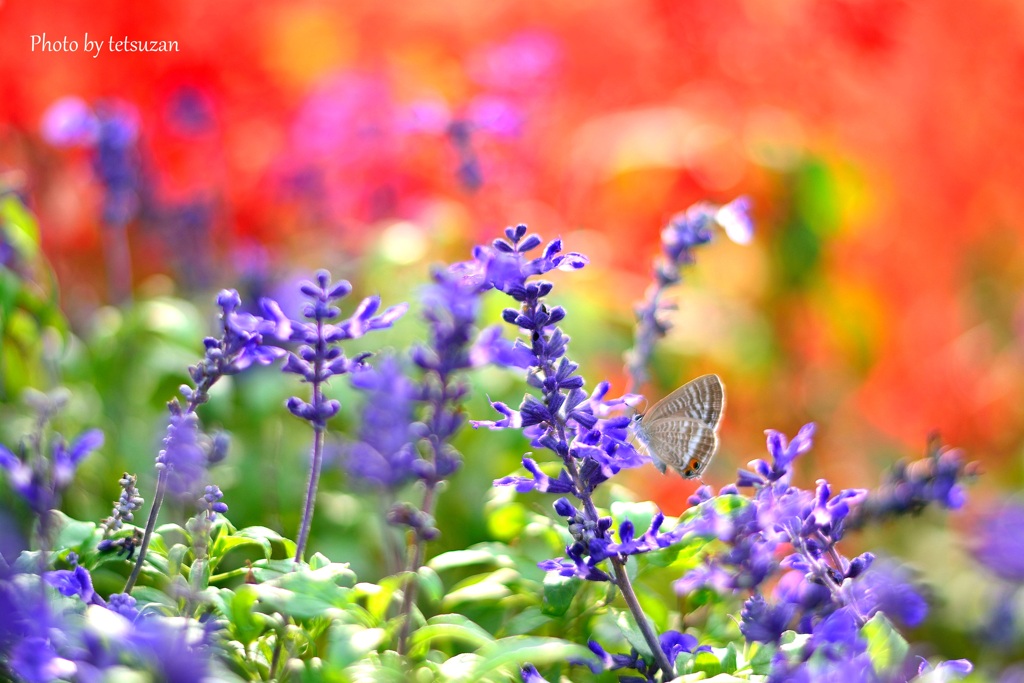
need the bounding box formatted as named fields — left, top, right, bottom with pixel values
left=126, top=288, right=288, bottom=591
left=472, top=225, right=655, bottom=569
left=40, top=97, right=143, bottom=228
left=626, top=197, right=753, bottom=390
left=0, top=388, right=103, bottom=522
left=472, top=225, right=687, bottom=679
left=971, top=499, right=1024, bottom=655
left=673, top=424, right=968, bottom=680
left=0, top=427, right=104, bottom=517
left=282, top=270, right=407, bottom=428
left=97, top=472, right=144, bottom=559
left=845, top=433, right=976, bottom=530
left=347, top=356, right=419, bottom=490
left=348, top=253, right=534, bottom=526
left=279, top=269, right=407, bottom=561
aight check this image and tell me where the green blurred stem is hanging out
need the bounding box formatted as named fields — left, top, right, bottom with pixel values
left=101, top=222, right=133, bottom=305
left=396, top=480, right=437, bottom=655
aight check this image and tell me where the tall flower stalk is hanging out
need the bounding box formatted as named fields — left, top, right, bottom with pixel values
left=281, top=270, right=406, bottom=562
left=388, top=263, right=526, bottom=652
left=473, top=225, right=682, bottom=678
left=625, top=197, right=752, bottom=393
left=124, top=290, right=289, bottom=592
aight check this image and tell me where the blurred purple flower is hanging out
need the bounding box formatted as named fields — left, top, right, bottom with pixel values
left=40, top=96, right=99, bottom=146
left=974, top=500, right=1024, bottom=583
left=468, top=30, right=561, bottom=93
left=347, top=357, right=418, bottom=490
left=520, top=664, right=552, bottom=683
left=626, top=197, right=753, bottom=390
left=0, top=427, right=103, bottom=515
left=846, top=434, right=975, bottom=530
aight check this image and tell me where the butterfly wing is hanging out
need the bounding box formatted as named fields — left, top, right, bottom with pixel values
left=644, top=374, right=725, bottom=428
left=641, top=416, right=719, bottom=479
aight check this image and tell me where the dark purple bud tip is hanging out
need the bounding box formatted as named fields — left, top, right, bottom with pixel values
left=554, top=497, right=576, bottom=518
left=518, top=234, right=542, bottom=252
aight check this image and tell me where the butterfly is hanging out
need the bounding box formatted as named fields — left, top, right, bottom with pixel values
left=631, top=374, right=725, bottom=479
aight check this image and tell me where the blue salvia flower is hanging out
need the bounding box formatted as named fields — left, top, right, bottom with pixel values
left=40, top=96, right=143, bottom=228
left=520, top=664, right=551, bottom=683
left=472, top=226, right=653, bottom=568
left=0, top=428, right=103, bottom=516
left=278, top=269, right=407, bottom=562
left=625, top=197, right=753, bottom=391
left=126, top=288, right=286, bottom=591
left=393, top=260, right=527, bottom=654
left=447, top=119, right=483, bottom=191
left=585, top=630, right=701, bottom=682
left=845, top=433, right=976, bottom=530
left=472, top=225, right=680, bottom=678
left=674, top=424, right=948, bottom=678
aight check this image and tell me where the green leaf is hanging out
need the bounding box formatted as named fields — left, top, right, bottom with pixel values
left=130, top=586, right=177, bottom=612
left=309, top=552, right=332, bottom=570
left=442, top=568, right=518, bottom=609
left=541, top=573, right=580, bottom=617
left=167, top=544, right=191, bottom=576
left=355, top=578, right=402, bottom=622
left=615, top=610, right=654, bottom=659
left=325, top=623, right=386, bottom=667
left=720, top=642, right=739, bottom=673
left=234, top=525, right=296, bottom=560
left=254, top=564, right=358, bottom=621
left=212, top=536, right=272, bottom=573
left=428, top=546, right=515, bottom=572
left=748, top=641, right=775, bottom=675
left=862, top=612, right=909, bottom=676
left=469, top=636, right=597, bottom=678
left=416, top=566, right=445, bottom=604
left=692, top=649, right=722, bottom=677
left=155, top=524, right=190, bottom=549
left=226, top=586, right=270, bottom=645
left=500, top=606, right=549, bottom=637
left=406, top=613, right=496, bottom=658
left=190, top=558, right=211, bottom=592
left=52, top=513, right=98, bottom=552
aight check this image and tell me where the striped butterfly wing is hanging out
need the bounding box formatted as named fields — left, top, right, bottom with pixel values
left=641, top=416, right=719, bottom=479
left=643, top=374, right=725, bottom=429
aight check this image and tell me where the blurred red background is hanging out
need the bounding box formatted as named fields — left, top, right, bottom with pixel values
left=2, top=0, right=1023, bottom=510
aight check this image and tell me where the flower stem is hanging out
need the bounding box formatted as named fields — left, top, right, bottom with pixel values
left=396, top=480, right=438, bottom=655
left=565, top=457, right=675, bottom=679
left=292, top=309, right=331, bottom=565
left=293, top=421, right=325, bottom=563
left=124, top=469, right=167, bottom=592
left=609, top=556, right=675, bottom=679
